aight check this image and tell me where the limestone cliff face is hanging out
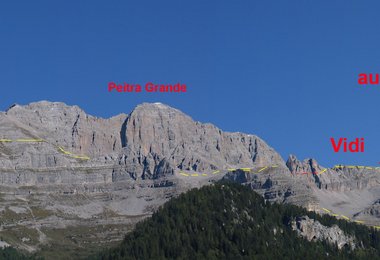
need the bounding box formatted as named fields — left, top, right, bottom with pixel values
left=286, top=155, right=380, bottom=192
left=5, top=101, right=127, bottom=157
left=354, top=199, right=380, bottom=219
left=222, top=167, right=319, bottom=209
left=2, top=101, right=380, bottom=223
left=1, top=101, right=285, bottom=181
left=118, top=103, right=285, bottom=179
left=291, top=216, right=356, bottom=250
left=2, top=100, right=380, bottom=253
left=286, top=154, right=322, bottom=174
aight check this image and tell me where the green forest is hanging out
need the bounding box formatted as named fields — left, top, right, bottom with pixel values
left=0, top=247, right=32, bottom=260
left=3, top=182, right=380, bottom=259
left=95, top=182, right=380, bottom=260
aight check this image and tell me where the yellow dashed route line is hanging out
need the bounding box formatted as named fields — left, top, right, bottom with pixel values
left=177, top=161, right=380, bottom=231
left=179, top=164, right=342, bottom=178
left=6, top=138, right=380, bottom=230
left=177, top=164, right=380, bottom=231
left=179, top=165, right=277, bottom=178
left=331, top=165, right=380, bottom=175
left=58, top=146, right=72, bottom=155
left=15, top=139, right=44, bottom=142
left=70, top=155, right=90, bottom=160
left=333, top=165, right=371, bottom=169
left=258, top=166, right=268, bottom=172
left=322, top=208, right=331, bottom=213
left=0, top=138, right=90, bottom=160
left=319, top=207, right=380, bottom=230
left=0, top=139, right=13, bottom=142
left=298, top=165, right=380, bottom=175
left=57, top=146, right=90, bottom=160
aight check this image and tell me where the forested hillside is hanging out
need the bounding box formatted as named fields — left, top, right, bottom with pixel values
left=0, top=247, right=31, bottom=260
left=95, top=182, right=380, bottom=259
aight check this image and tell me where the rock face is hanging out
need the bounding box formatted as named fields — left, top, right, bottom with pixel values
left=283, top=155, right=380, bottom=222
left=0, top=101, right=289, bottom=255
left=2, top=101, right=285, bottom=182
left=118, top=103, right=285, bottom=179
left=291, top=216, right=356, bottom=250
left=222, top=168, right=319, bottom=209
left=5, top=101, right=126, bottom=157
left=286, top=155, right=380, bottom=192
left=354, top=199, right=380, bottom=220
left=1, top=100, right=380, bottom=256
left=286, top=154, right=322, bottom=174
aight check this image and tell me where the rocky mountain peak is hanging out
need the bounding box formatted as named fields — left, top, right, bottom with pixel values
left=286, top=154, right=322, bottom=174
left=1, top=101, right=286, bottom=180
left=2, top=101, right=380, bottom=254
left=118, top=102, right=286, bottom=179
left=3, top=101, right=127, bottom=158
left=128, top=102, right=192, bottom=125
left=136, top=102, right=178, bottom=110
left=6, top=100, right=83, bottom=116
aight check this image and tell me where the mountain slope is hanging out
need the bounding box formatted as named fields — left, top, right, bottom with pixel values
left=1, top=101, right=380, bottom=257
left=118, top=102, right=285, bottom=179
left=95, top=182, right=380, bottom=260
left=0, top=101, right=289, bottom=257
left=2, top=101, right=285, bottom=180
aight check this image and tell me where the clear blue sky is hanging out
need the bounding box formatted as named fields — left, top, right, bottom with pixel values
left=1, top=0, right=380, bottom=167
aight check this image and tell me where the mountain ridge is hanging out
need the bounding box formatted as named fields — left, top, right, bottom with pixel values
left=0, top=100, right=380, bottom=257
left=1, top=101, right=286, bottom=179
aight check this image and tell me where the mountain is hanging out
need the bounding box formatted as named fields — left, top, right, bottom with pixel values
left=224, top=154, right=380, bottom=223
left=95, top=182, right=380, bottom=259
left=1, top=101, right=380, bottom=258
left=2, top=101, right=284, bottom=179
left=0, top=101, right=285, bottom=258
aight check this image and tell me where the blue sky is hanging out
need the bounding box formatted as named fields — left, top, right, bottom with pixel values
left=1, top=0, right=380, bottom=166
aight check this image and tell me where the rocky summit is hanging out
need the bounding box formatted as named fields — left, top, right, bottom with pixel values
left=0, top=101, right=379, bottom=258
